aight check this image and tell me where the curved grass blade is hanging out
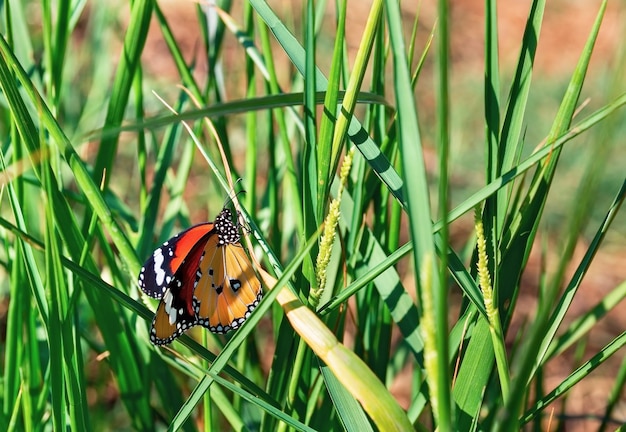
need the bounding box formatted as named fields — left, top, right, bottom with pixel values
left=93, top=91, right=389, bottom=140
left=535, top=179, right=625, bottom=367
left=521, top=331, right=626, bottom=425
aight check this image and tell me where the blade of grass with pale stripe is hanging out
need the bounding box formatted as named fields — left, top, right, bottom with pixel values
left=386, top=0, right=452, bottom=428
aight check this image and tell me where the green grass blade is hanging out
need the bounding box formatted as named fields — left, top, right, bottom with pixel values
left=453, top=316, right=493, bottom=431
left=316, top=0, right=346, bottom=218
left=101, top=91, right=388, bottom=138
left=250, top=0, right=406, bottom=207
left=303, top=0, right=319, bottom=227
left=547, top=279, right=626, bottom=361
left=154, top=3, right=203, bottom=99
left=521, top=331, right=626, bottom=425
left=42, top=162, right=68, bottom=431
left=499, top=0, right=545, bottom=179
left=484, top=0, right=500, bottom=183
left=323, top=0, right=383, bottom=217
left=497, top=3, right=609, bottom=428
left=92, top=0, right=153, bottom=186
left=0, top=155, right=50, bottom=429
left=321, top=365, right=372, bottom=431
left=208, top=372, right=316, bottom=432
left=536, top=178, right=625, bottom=366
left=385, top=0, right=451, bottom=427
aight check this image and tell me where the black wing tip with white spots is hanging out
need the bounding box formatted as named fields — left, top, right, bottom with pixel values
left=138, top=238, right=178, bottom=299
left=138, top=267, right=168, bottom=299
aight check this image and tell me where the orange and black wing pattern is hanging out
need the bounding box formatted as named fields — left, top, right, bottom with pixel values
left=194, top=234, right=263, bottom=333
left=138, top=208, right=263, bottom=345
left=138, top=223, right=215, bottom=299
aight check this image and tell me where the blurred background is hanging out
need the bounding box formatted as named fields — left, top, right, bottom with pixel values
left=139, top=0, right=626, bottom=425
left=1, top=0, right=625, bottom=428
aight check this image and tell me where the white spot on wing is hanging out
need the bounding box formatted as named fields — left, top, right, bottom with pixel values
left=163, top=290, right=177, bottom=325
left=153, top=248, right=166, bottom=286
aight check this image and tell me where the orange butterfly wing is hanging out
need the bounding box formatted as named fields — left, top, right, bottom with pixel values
left=195, top=235, right=262, bottom=333
left=139, top=208, right=262, bottom=345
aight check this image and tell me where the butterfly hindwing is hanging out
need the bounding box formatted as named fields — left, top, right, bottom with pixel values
left=150, top=280, right=198, bottom=346
left=138, top=223, right=215, bottom=299
left=149, top=229, right=212, bottom=345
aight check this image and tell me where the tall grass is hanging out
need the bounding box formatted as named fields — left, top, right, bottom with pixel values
left=1, top=0, right=625, bottom=430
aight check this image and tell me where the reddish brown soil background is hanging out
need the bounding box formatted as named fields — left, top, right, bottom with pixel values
left=146, top=1, right=626, bottom=430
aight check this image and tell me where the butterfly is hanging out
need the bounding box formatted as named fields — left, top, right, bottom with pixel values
left=138, top=207, right=263, bottom=345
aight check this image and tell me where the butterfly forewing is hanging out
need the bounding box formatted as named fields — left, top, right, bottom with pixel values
left=138, top=223, right=215, bottom=299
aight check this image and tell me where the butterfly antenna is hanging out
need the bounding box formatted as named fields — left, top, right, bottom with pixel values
left=224, top=179, right=247, bottom=210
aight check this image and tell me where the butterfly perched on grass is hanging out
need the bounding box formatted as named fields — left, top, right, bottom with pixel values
left=138, top=207, right=262, bottom=345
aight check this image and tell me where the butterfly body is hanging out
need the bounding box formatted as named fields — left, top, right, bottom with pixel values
left=138, top=208, right=262, bottom=345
